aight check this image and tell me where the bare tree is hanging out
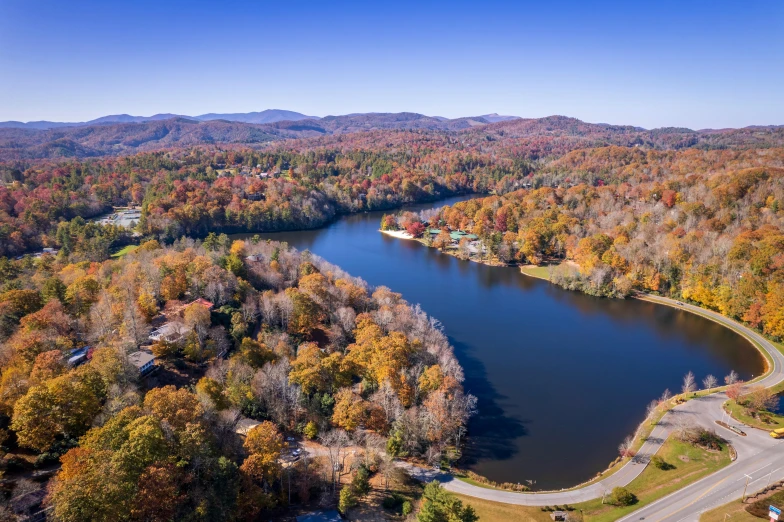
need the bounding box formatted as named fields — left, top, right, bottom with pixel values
left=356, top=431, right=385, bottom=470
left=425, top=444, right=442, bottom=467
left=682, top=371, right=697, bottom=396
left=702, top=374, right=718, bottom=393
left=378, top=452, right=397, bottom=490
left=252, top=359, right=301, bottom=428
left=370, top=380, right=403, bottom=425
left=259, top=291, right=278, bottom=326
left=319, top=429, right=350, bottom=492
left=672, top=412, right=696, bottom=440
left=618, top=435, right=635, bottom=458
left=660, top=388, right=672, bottom=403
left=725, top=370, right=739, bottom=385
left=241, top=297, right=259, bottom=324
left=645, top=400, right=659, bottom=424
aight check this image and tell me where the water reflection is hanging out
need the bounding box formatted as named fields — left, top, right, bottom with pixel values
left=450, top=338, right=528, bottom=464
left=240, top=196, right=765, bottom=489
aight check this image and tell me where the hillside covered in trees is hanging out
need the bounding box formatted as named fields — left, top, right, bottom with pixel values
left=0, top=237, right=474, bottom=520
left=0, top=113, right=783, bottom=518
left=386, top=146, right=784, bottom=341
left=3, top=116, right=784, bottom=258
left=1, top=113, right=783, bottom=161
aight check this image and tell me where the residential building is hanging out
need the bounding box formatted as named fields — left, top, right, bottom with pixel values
left=128, top=351, right=156, bottom=375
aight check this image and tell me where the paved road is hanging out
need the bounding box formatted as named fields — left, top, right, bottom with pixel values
left=408, top=295, right=784, bottom=519
left=617, top=295, right=784, bottom=522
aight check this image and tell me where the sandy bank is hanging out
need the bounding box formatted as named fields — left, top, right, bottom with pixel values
left=380, top=229, right=414, bottom=240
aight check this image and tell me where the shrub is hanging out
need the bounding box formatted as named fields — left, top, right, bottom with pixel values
left=303, top=421, right=318, bottom=440
left=461, top=470, right=529, bottom=492
left=338, top=485, right=357, bottom=514
left=611, top=487, right=637, bottom=506
left=402, top=500, right=413, bottom=515
left=382, top=496, right=400, bottom=510
left=650, top=455, right=673, bottom=470
left=352, top=465, right=371, bottom=498
left=683, top=427, right=724, bottom=450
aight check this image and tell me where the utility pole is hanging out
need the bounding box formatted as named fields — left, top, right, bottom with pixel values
left=742, top=474, right=752, bottom=502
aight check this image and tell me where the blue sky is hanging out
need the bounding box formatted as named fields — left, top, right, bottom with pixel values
left=0, top=0, right=782, bottom=129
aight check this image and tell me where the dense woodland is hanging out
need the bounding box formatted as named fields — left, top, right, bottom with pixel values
left=0, top=237, right=474, bottom=520
left=1, top=114, right=784, bottom=519
left=0, top=145, right=527, bottom=257
left=393, top=146, right=784, bottom=340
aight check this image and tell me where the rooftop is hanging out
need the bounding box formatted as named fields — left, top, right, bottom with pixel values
left=235, top=417, right=261, bottom=436
left=128, top=351, right=155, bottom=369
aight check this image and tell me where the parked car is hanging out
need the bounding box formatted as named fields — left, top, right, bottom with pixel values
left=770, top=428, right=784, bottom=439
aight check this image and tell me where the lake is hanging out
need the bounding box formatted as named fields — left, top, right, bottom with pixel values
left=245, top=195, right=765, bottom=490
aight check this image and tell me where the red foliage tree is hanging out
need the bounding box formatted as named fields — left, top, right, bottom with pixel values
left=406, top=221, right=426, bottom=238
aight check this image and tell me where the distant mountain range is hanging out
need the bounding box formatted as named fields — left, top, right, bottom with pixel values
left=0, top=111, right=780, bottom=161
left=0, top=110, right=517, bottom=130
left=0, top=109, right=317, bottom=130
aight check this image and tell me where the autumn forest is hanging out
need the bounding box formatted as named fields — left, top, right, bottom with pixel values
left=0, top=114, right=783, bottom=520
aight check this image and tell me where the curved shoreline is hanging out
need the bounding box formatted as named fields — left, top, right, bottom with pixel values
left=380, top=229, right=784, bottom=506
left=406, top=294, right=784, bottom=508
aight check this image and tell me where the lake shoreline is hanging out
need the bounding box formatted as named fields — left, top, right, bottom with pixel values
left=379, top=229, right=508, bottom=267
left=379, top=226, right=780, bottom=491
left=256, top=203, right=763, bottom=489
left=385, top=226, right=776, bottom=376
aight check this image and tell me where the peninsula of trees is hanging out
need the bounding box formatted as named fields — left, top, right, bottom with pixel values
left=0, top=237, right=474, bottom=519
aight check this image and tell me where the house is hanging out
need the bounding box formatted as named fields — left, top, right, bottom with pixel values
left=190, top=298, right=214, bottom=311
left=150, top=298, right=214, bottom=343
left=149, top=321, right=188, bottom=343
left=128, top=351, right=156, bottom=375
left=245, top=254, right=263, bottom=262
left=296, top=510, right=342, bottom=522
left=235, top=417, right=261, bottom=436
left=165, top=298, right=214, bottom=318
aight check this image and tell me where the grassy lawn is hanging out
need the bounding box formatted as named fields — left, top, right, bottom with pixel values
left=700, top=488, right=784, bottom=521
left=452, top=494, right=553, bottom=522
left=520, top=265, right=552, bottom=280
left=110, top=244, right=138, bottom=258
left=725, top=400, right=784, bottom=431
left=453, top=438, right=730, bottom=522
left=699, top=500, right=758, bottom=522
left=454, top=475, right=507, bottom=490
left=572, top=438, right=731, bottom=522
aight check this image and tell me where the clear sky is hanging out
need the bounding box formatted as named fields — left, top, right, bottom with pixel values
left=1, top=0, right=782, bottom=129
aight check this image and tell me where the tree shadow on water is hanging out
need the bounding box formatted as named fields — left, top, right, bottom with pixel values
left=449, top=338, right=528, bottom=466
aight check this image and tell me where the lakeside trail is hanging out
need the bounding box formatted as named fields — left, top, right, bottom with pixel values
left=401, top=295, right=784, bottom=521
left=378, top=229, right=784, bottom=519
left=302, top=289, right=784, bottom=518
left=423, top=296, right=784, bottom=520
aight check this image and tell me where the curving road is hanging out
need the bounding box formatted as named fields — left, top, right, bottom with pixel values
left=408, top=295, right=784, bottom=520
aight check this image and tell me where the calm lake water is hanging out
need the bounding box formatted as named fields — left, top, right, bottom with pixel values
left=246, top=196, right=764, bottom=490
